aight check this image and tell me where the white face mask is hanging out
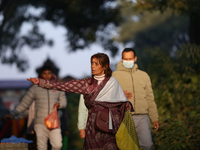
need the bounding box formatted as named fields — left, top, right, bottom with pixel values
left=122, top=60, right=134, bottom=69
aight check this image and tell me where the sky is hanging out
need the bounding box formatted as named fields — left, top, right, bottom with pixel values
left=0, top=21, right=123, bottom=80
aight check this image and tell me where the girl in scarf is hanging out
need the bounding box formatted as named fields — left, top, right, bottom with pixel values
left=28, top=53, right=133, bottom=150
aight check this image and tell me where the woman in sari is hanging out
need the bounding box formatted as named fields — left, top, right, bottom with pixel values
left=28, top=53, right=133, bottom=150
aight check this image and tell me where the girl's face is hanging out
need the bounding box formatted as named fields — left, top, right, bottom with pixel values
left=91, top=57, right=105, bottom=76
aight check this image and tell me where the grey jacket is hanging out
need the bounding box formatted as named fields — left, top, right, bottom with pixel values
left=11, top=85, right=67, bottom=125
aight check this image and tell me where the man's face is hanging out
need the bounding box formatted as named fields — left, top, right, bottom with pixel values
left=122, top=51, right=137, bottom=62
left=41, top=70, right=52, bottom=80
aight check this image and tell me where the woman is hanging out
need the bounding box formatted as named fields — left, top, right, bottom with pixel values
left=28, top=53, right=133, bottom=150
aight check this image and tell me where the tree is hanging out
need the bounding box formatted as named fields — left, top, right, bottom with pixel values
left=134, top=0, right=200, bottom=45
left=115, top=0, right=189, bottom=69
left=115, top=6, right=189, bottom=50
left=0, top=0, right=120, bottom=71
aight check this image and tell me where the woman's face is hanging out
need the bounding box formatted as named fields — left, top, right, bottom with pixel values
left=91, top=57, right=105, bottom=76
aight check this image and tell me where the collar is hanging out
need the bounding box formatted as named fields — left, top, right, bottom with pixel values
left=94, top=74, right=105, bottom=81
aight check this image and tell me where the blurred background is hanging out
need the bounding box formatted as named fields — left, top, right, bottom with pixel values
left=0, top=0, right=200, bottom=149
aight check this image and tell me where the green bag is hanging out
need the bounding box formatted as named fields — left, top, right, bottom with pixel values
left=115, top=110, right=140, bottom=150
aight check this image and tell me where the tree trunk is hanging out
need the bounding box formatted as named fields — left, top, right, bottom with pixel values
left=189, top=13, right=200, bottom=45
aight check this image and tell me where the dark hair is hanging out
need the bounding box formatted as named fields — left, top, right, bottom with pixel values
left=41, top=65, right=53, bottom=73
left=122, top=48, right=137, bottom=58
left=90, top=53, right=112, bottom=84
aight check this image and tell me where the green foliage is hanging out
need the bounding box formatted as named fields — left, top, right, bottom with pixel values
left=116, top=0, right=189, bottom=71
left=117, top=9, right=189, bottom=50
left=141, top=44, right=200, bottom=149
left=132, top=0, right=200, bottom=45
left=134, top=0, right=200, bottom=15
left=65, top=93, right=84, bottom=150
left=153, top=117, right=200, bottom=150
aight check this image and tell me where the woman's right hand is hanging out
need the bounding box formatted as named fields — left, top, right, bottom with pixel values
left=79, top=129, right=85, bottom=139
left=27, top=78, right=39, bottom=84
left=124, top=90, right=133, bottom=100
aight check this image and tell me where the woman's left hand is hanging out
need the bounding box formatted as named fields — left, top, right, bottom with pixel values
left=124, top=91, right=133, bottom=100
left=27, top=78, right=39, bottom=84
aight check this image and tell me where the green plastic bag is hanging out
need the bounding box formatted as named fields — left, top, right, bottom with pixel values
left=115, top=110, right=140, bottom=150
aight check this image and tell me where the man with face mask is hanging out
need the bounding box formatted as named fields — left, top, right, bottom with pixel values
left=112, top=48, right=159, bottom=150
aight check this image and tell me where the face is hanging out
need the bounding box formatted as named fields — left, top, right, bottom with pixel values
left=91, top=58, right=105, bottom=76
left=41, top=70, right=52, bottom=80
left=122, top=51, right=137, bottom=62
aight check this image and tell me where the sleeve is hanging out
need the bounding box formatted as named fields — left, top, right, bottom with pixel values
left=11, top=85, right=36, bottom=116
left=146, top=76, right=159, bottom=122
left=58, top=91, right=67, bottom=109
left=13, top=110, right=29, bottom=120
left=39, top=78, right=88, bottom=94
left=77, top=94, right=88, bottom=130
